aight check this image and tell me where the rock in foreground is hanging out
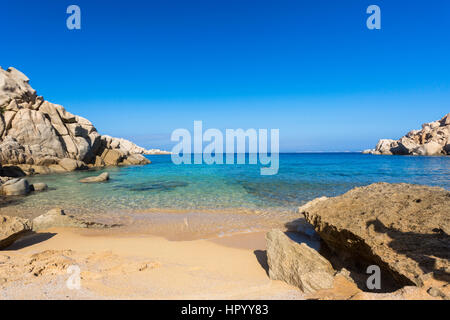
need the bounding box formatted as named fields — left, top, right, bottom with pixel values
left=364, top=113, right=450, bottom=155
left=266, top=229, right=335, bottom=293
left=0, top=215, right=32, bottom=249
left=301, top=183, right=450, bottom=287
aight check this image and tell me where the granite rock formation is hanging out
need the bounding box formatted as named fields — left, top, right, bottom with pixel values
left=363, top=113, right=450, bottom=155
left=0, top=67, right=157, bottom=176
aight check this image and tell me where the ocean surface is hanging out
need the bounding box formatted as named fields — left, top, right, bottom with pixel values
left=3, top=153, right=449, bottom=239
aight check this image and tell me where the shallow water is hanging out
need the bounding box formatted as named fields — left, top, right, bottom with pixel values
left=2, top=153, right=449, bottom=239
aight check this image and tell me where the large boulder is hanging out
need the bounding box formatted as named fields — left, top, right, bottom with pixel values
left=0, top=178, right=30, bottom=196
left=365, top=113, right=450, bottom=155
left=397, top=137, right=419, bottom=155
left=121, top=153, right=151, bottom=165
left=101, top=135, right=151, bottom=155
left=374, top=139, right=396, bottom=155
left=0, top=215, right=32, bottom=249
left=266, top=229, right=335, bottom=293
left=416, top=141, right=443, bottom=156
left=58, top=158, right=85, bottom=172
left=301, top=183, right=450, bottom=287
left=101, top=149, right=124, bottom=166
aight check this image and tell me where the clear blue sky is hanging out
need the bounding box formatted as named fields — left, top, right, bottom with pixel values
left=1, top=0, right=449, bottom=151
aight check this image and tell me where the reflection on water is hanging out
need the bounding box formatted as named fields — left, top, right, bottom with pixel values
left=1, top=153, right=448, bottom=238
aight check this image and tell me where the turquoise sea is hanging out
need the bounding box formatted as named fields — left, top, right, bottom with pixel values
left=3, top=153, right=449, bottom=239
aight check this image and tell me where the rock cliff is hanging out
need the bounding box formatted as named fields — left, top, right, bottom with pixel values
left=363, top=113, right=450, bottom=155
left=0, top=67, right=156, bottom=175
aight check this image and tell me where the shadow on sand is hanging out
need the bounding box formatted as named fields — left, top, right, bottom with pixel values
left=4, top=232, right=57, bottom=251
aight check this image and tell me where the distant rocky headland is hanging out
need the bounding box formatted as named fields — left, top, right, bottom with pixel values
left=363, top=113, right=450, bottom=156
left=0, top=67, right=168, bottom=177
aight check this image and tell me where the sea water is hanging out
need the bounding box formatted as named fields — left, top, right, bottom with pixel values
left=3, top=153, right=449, bottom=239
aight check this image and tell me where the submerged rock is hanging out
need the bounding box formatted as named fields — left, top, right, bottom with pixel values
left=365, top=113, right=450, bottom=155
left=79, top=172, right=110, bottom=183
left=0, top=178, right=30, bottom=196
left=114, top=180, right=188, bottom=192
left=0, top=215, right=32, bottom=249
left=32, top=208, right=118, bottom=231
left=266, top=229, right=335, bottom=293
left=301, top=183, right=450, bottom=287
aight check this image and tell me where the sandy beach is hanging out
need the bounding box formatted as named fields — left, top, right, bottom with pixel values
left=0, top=227, right=306, bottom=300
left=2, top=222, right=445, bottom=300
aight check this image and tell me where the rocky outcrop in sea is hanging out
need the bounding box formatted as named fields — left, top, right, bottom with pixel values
left=363, top=113, right=450, bottom=155
left=0, top=67, right=164, bottom=176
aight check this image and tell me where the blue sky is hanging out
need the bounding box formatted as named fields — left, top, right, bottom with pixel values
left=1, top=0, right=449, bottom=151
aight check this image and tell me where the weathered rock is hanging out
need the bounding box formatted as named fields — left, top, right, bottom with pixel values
left=7, top=108, right=66, bottom=158
left=0, top=67, right=36, bottom=107
left=375, top=139, right=396, bottom=155
left=101, top=135, right=156, bottom=155
left=285, top=198, right=327, bottom=239
left=32, top=208, right=116, bottom=231
left=121, top=153, right=151, bottom=165
left=31, top=183, right=48, bottom=192
left=397, top=137, right=419, bottom=154
left=79, top=172, right=110, bottom=183
left=365, top=113, right=450, bottom=155
left=0, top=178, right=30, bottom=196
left=58, top=158, right=85, bottom=172
left=416, top=141, right=443, bottom=156
left=0, top=66, right=164, bottom=174
left=0, top=215, right=32, bottom=249
left=266, top=229, right=335, bottom=293
left=0, top=176, right=13, bottom=184
left=301, top=183, right=450, bottom=287
left=101, top=149, right=124, bottom=166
